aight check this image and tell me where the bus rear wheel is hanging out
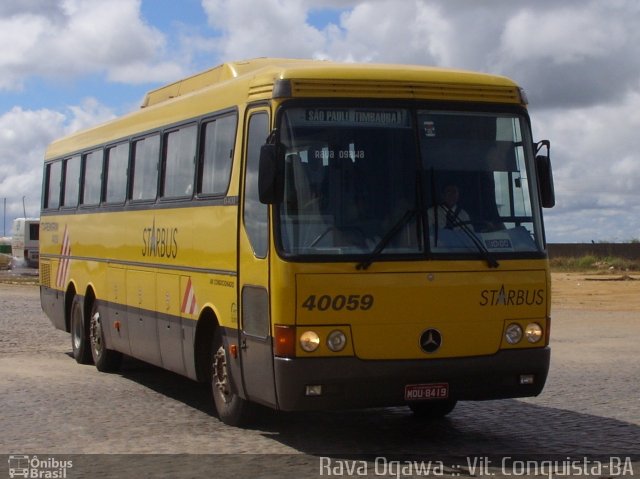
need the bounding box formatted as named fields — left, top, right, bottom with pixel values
left=409, top=400, right=457, bottom=419
left=211, top=330, right=253, bottom=427
left=89, top=302, right=122, bottom=372
left=70, top=295, right=92, bottom=364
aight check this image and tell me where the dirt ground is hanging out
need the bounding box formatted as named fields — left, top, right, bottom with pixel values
left=551, top=272, right=640, bottom=311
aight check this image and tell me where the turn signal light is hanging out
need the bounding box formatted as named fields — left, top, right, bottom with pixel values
left=274, top=324, right=296, bottom=358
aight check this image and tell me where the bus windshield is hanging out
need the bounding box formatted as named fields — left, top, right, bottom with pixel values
left=276, top=105, right=543, bottom=260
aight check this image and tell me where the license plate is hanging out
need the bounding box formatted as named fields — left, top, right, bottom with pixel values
left=404, top=383, right=449, bottom=401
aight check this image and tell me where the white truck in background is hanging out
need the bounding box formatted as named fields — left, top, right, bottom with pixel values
left=11, top=218, right=40, bottom=268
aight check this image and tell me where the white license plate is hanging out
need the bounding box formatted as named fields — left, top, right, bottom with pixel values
left=404, top=383, right=449, bottom=401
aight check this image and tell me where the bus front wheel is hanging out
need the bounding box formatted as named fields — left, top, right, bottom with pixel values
left=211, top=330, right=253, bottom=427
left=89, top=302, right=122, bottom=372
left=70, top=295, right=92, bottom=364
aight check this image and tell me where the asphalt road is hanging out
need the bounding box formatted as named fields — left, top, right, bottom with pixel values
left=1, top=281, right=638, bottom=478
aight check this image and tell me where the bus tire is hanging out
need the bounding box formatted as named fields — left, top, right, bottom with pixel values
left=70, top=295, right=92, bottom=364
left=211, top=329, right=254, bottom=427
left=89, top=302, right=122, bottom=372
left=409, top=400, right=457, bottom=419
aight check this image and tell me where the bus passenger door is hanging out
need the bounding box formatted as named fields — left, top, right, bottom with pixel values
left=237, top=108, right=277, bottom=408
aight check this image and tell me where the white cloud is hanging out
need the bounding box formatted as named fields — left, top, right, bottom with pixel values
left=533, top=90, right=640, bottom=241
left=491, top=2, right=640, bottom=108
left=319, top=1, right=452, bottom=65
left=0, top=100, right=115, bottom=222
left=200, top=0, right=451, bottom=64
left=62, top=97, right=117, bottom=135
left=499, top=8, right=625, bottom=65
left=202, top=0, right=327, bottom=59
left=0, top=0, right=186, bottom=90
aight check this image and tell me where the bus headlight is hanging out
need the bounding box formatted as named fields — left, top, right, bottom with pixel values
left=525, top=323, right=543, bottom=343
left=327, top=330, right=347, bottom=352
left=505, top=323, right=523, bottom=344
left=300, top=331, right=320, bottom=352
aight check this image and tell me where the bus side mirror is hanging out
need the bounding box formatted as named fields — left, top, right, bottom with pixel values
left=258, top=144, right=284, bottom=204
left=534, top=140, right=555, bottom=208
left=535, top=154, right=555, bottom=208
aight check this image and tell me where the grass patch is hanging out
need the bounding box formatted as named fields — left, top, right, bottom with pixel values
left=550, top=255, right=640, bottom=272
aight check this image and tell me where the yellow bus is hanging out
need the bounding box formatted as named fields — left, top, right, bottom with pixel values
left=40, top=58, right=555, bottom=426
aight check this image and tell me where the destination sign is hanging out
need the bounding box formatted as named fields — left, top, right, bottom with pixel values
left=289, top=108, right=410, bottom=128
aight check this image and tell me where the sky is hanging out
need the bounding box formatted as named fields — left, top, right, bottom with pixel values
left=1, top=0, right=639, bottom=242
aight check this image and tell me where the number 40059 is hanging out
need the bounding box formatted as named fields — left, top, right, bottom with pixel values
left=301, top=294, right=374, bottom=312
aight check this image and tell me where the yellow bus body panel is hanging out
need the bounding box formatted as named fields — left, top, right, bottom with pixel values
left=271, top=259, right=549, bottom=360
left=296, top=269, right=546, bottom=359
left=39, top=204, right=239, bottom=329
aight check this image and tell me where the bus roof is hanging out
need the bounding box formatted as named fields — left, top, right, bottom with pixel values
left=142, top=58, right=521, bottom=107
left=45, top=58, right=524, bottom=160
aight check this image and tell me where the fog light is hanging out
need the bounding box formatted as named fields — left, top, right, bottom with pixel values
left=300, top=331, right=320, bottom=352
left=505, top=323, right=523, bottom=344
left=525, top=323, right=543, bottom=343
left=305, top=385, right=322, bottom=396
left=327, top=330, right=347, bottom=352
left=520, top=374, right=535, bottom=385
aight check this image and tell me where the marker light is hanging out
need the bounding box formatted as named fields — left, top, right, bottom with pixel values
left=525, top=323, right=543, bottom=343
left=505, top=323, right=523, bottom=344
left=300, top=331, right=320, bottom=352
left=326, top=330, right=347, bottom=352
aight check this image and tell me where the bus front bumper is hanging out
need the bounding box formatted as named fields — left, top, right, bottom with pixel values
left=273, top=347, right=550, bottom=411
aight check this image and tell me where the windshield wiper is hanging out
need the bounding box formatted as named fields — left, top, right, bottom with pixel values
left=356, top=209, right=417, bottom=270
left=441, top=206, right=500, bottom=268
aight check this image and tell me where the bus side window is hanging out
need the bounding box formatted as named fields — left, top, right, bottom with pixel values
left=105, top=142, right=129, bottom=204
left=62, top=155, right=81, bottom=208
left=81, top=149, right=104, bottom=206
left=44, top=160, right=62, bottom=209
left=131, top=135, right=160, bottom=201
left=198, top=113, right=237, bottom=196
left=162, top=124, right=197, bottom=199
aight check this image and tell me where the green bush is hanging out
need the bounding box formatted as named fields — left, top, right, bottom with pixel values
left=550, top=255, right=640, bottom=272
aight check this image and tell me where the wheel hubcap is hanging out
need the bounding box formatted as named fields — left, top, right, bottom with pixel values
left=90, top=312, right=103, bottom=358
left=213, top=347, right=231, bottom=404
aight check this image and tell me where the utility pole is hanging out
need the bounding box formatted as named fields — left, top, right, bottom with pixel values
left=3, top=197, right=5, bottom=236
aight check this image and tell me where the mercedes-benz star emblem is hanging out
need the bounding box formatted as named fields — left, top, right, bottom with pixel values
left=419, top=329, right=442, bottom=353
